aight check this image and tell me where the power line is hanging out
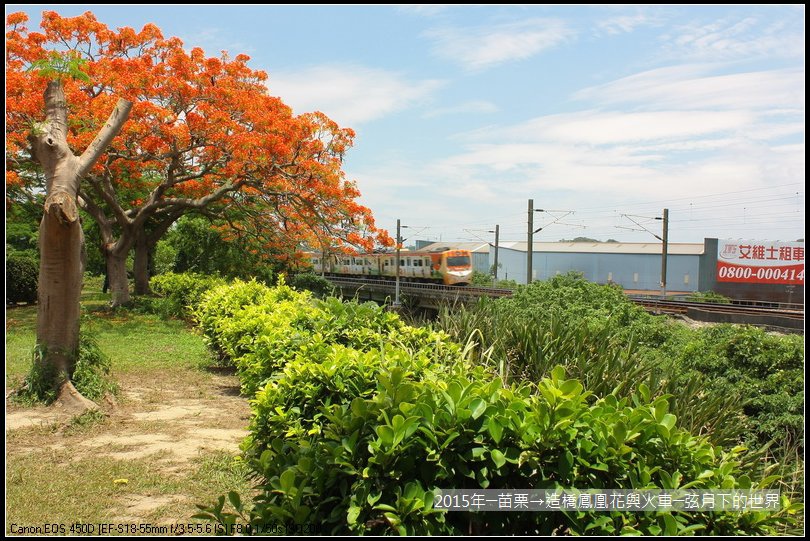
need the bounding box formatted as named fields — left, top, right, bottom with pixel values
left=572, top=182, right=804, bottom=211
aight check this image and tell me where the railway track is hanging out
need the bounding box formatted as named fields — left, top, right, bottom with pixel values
left=325, top=276, right=804, bottom=330
left=627, top=297, right=805, bottom=321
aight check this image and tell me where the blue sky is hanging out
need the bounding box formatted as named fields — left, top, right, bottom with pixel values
left=9, top=5, right=805, bottom=245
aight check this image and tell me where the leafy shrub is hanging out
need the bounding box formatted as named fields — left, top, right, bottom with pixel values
left=435, top=274, right=801, bottom=451
left=243, top=344, right=441, bottom=463
left=470, top=271, right=520, bottom=290
left=687, top=291, right=732, bottom=304
left=15, top=345, right=61, bottom=404
left=72, top=332, right=119, bottom=400
left=665, top=324, right=804, bottom=451
left=470, top=270, right=494, bottom=285
left=436, top=283, right=747, bottom=447
left=190, top=274, right=801, bottom=535
left=149, top=272, right=226, bottom=319
left=16, top=331, right=117, bottom=404
left=194, top=280, right=457, bottom=395
left=289, top=272, right=335, bottom=298
left=200, top=365, right=798, bottom=535
left=311, top=296, right=403, bottom=349
left=194, top=279, right=279, bottom=361
left=162, top=215, right=279, bottom=283
left=202, top=286, right=323, bottom=394
left=6, top=254, right=38, bottom=304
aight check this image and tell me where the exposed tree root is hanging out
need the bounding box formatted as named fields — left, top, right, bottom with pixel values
left=53, top=380, right=99, bottom=413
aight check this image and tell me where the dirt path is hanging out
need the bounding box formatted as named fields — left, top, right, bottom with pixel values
left=6, top=369, right=252, bottom=529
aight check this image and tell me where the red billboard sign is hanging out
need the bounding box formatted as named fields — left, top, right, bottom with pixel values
left=717, top=240, right=804, bottom=285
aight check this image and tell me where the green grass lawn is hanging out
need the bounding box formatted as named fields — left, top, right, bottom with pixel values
left=6, top=277, right=213, bottom=386
left=6, top=277, right=253, bottom=533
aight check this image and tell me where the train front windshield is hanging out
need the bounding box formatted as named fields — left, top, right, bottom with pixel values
left=446, top=255, right=471, bottom=267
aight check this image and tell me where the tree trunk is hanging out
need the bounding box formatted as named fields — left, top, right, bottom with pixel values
left=134, top=213, right=181, bottom=295
left=91, top=213, right=133, bottom=307
left=29, top=80, right=131, bottom=410
left=133, top=229, right=151, bottom=295
left=36, top=187, right=89, bottom=409
left=107, top=248, right=131, bottom=306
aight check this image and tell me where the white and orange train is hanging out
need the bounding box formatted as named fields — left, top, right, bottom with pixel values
left=308, top=248, right=474, bottom=285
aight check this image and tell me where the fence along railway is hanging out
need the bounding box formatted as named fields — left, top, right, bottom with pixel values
left=323, top=276, right=804, bottom=333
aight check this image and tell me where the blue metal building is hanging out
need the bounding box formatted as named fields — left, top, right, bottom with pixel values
left=412, top=239, right=803, bottom=303
left=493, top=241, right=703, bottom=292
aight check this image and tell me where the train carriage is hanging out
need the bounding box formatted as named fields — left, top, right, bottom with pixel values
left=308, top=248, right=473, bottom=285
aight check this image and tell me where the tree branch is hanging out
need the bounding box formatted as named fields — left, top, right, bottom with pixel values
left=76, top=98, right=133, bottom=178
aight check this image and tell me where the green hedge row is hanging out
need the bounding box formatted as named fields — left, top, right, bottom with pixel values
left=151, top=274, right=799, bottom=534
left=147, top=272, right=226, bottom=319
left=7, top=253, right=38, bottom=304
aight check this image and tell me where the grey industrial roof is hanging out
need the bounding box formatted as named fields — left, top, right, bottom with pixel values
left=498, top=241, right=704, bottom=255
left=417, top=241, right=491, bottom=253
left=418, top=241, right=704, bottom=255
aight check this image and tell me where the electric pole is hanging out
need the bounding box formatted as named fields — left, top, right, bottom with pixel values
left=660, top=208, right=669, bottom=296
left=493, top=224, right=499, bottom=285
left=527, top=199, right=533, bottom=284
left=394, top=218, right=401, bottom=306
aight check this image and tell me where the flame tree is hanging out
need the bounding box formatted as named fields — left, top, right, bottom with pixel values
left=7, top=11, right=391, bottom=308
left=6, top=18, right=133, bottom=407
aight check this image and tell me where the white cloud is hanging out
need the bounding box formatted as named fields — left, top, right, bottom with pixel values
left=350, top=134, right=803, bottom=244
left=422, top=100, right=499, bottom=118
left=351, top=14, right=804, bottom=243
left=661, top=16, right=804, bottom=61
left=267, top=65, right=443, bottom=126
left=425, top=18, right=573, bottom=70
left=432, top=139, right=795, bottom=206
left=574, top=65, right=805, bottom=112
left=597, top=13, right=661, bottom=35
left=423, top=63, right=804, bottom=226
left=479, top=110, right=753, bottom=146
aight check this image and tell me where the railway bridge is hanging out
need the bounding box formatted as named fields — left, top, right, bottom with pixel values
left=325, top=276, right=511, bottom=310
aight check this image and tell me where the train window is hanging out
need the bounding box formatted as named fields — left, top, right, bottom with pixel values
left=384, top=260, right=389, bottom=266
left=446, top=255, right=470, bottom=266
